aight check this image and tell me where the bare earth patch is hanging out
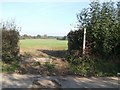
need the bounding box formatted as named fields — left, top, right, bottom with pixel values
left=16, top=57, right=69, bottom=76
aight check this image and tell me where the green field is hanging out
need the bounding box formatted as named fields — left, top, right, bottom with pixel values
left=20, top=39, right=68, bottom=49
left=20, top=39, right=68, bottom=55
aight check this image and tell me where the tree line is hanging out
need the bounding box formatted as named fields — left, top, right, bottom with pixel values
left=20, top=34, right=67, bottom=40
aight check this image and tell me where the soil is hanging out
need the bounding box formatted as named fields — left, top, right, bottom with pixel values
left=16, top=57, right=69, bottom=76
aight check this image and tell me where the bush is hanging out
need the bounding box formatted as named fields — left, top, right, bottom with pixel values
left=67, top=1, right=120, bottom=76
left=67, top=29, right=92, bottom=57
left=68, top=56, right=118, bottom=76
left=1, top=21, right=20, bottom=63
left=67, top=1, right=120, bottom=58
left=2, top=61, right=20, bottom=73
left=67, top=30, right=83, bottom=51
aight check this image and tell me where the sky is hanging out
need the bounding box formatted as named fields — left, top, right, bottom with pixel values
left=0, top=0, right=118, bottom=36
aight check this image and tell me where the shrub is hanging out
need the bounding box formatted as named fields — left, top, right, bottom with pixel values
left=1, top=21, right=20, bottom=63
left=2, top=61, right=20, bottom=73
left=67, top=1, right=120, bottom=57
left=68, top=56, right=118, bottom=76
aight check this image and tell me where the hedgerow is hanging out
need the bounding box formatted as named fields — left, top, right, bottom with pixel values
left=1, top=21, right=20, bottom=63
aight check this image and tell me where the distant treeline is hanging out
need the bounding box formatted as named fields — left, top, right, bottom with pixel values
left=20, top=34, right=67, bottom=40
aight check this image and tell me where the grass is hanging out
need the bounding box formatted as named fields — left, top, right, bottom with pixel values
left=20, top=39, right=68, bottom=56
left=20, top=39, right=68, bottom=50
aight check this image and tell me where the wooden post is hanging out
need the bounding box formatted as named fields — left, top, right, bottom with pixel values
left=83, top=28, right=86, bottom=55
left=118, top=73, right=120, bottom=89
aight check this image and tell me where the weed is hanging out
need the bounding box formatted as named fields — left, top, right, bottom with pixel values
left=33, top=61, right=41, bottom=66
left=2, top=61, right=20, bottom=73
left=44, top=62, right=55, bottom=72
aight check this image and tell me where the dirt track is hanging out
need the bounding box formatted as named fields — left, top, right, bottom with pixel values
left=2, top=73, right=119, bottom=88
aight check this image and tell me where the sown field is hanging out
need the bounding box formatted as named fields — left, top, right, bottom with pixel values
left=20, top=39, right=68, bottom=57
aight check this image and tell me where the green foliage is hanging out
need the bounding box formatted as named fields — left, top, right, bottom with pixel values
left=68, top=56, right=118, bottom=76
left=2, top=61, right=20, bottom=73
left=68, top=1, right=120, bottom=57
left=1, top=21, right=20, bottom=63
left=44, top=62, right=55, bottom=72
left=33, top=61, right=41, bottom=66
left=87, top=1, right=120, bottom=56
left=67, top=30, right=84, bottom=56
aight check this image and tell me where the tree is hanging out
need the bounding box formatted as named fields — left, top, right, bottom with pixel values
left=43, top=34, right=47, bottom=39
left=70, top=1, right=120, bottom=57
left=36, top=35, right=41, bottom=38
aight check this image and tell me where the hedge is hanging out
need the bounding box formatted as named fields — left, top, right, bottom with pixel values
left=67, top=29, right=92, bottom=57
left=2, top=26, right=20, bottom=63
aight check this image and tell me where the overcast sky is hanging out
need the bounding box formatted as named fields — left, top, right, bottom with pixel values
left=0, top=0, right=118, bottom=36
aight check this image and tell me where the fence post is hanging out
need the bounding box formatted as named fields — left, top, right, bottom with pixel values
left=83, top=28, right=86, bottom=55
left=118, top=73, right=120, bottom=89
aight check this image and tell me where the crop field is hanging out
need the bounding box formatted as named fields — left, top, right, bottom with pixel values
left=20, top=39, right=68, bottom=57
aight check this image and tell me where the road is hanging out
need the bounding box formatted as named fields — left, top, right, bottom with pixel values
left=1, top=73, right=119, bottom=89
